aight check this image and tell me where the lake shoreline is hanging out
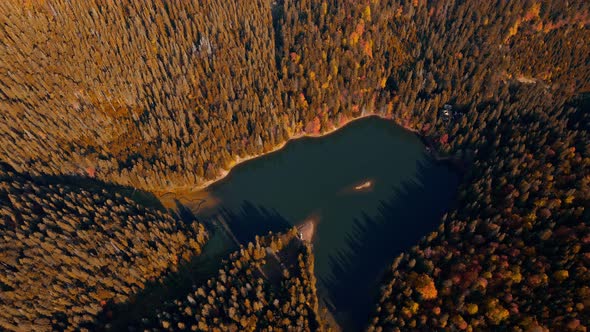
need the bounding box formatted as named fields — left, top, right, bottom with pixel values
left=156, top=113, right=423, bottom=199
left=155, top=116, right=461, bottom=331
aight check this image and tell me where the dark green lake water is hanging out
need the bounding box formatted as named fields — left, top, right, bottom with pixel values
left=196, top=117, right=459, bottom=330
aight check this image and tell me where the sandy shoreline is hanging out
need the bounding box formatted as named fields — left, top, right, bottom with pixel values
left=297, top=211, right=321, bottom=243
left=156, top=113, right=419, bottom=199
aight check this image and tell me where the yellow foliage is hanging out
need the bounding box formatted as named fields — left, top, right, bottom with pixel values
left=486, top=302, right=510, bottom=325
left=511, top=271, right=522, bottom=283
left=350, top=32, right=360, bottom=46
left=506, top=21, right=521, bottom=41
left=409, top=301, right=419, bottom=314
left=466, top=303, right=478, bottom=315
left=401, top=300, right=420, bottom=317
left=332, top=64, right=339, bottom=76
left=534, top=198, right=547, bottom=207
left=553, top=270, right=569, bottom=282
left=525, top=212, right=537, bottom=222
left=363, top=6, right=371, bottom=22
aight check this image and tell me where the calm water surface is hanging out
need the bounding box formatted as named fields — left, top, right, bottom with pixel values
left=195, top=117, right=459, bottom=330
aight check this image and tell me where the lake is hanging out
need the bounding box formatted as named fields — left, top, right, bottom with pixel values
left=181, top=117, right=459, bottom=330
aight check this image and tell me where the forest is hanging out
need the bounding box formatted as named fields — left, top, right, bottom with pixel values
left=0, top=162, right=207, bottom=330
left=0, top=0, right=589, bottom=331
left=98, top=229, right=325, bottom=331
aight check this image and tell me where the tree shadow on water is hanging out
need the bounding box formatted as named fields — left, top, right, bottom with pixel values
left=320, top=160, right=459, bottom=331
left=174, top=199, right=201, bottom=224
left=216, top=201, right=293, bottom=244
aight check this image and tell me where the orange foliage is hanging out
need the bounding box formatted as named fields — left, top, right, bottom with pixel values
left=339, top=115, right=349, bottom=126
left=415, top=274, right=438, bottom=300
left=486, top=299, right=510, bottom=325
left=350, top=20, right=365, bottom=46
left=523, top=3, right=541, bottom=22
left=298, top=93, right=309, bottom=109
left=311, top=116, right=322, bottom=134
left=553, top=270, right=569, bottom=282
left=362, top=40, right=373, bottom=58
left=86, top=167, right=96, bottom=178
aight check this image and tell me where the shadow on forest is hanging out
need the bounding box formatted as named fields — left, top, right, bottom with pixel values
left=31, top=173, right=165, bottom=211
left=270, top=0, right=285, bottom=72
left=18, top=173, right=224, bottom=330
left=89, top=201, right=294, bottom=330
left=87, top=199, right=235, bottom=331
left=318, top=160, right=458, bottom=331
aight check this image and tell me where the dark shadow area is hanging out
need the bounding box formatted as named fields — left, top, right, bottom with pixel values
left=89, top=202, right=299, bottom=330
left=88, top=200, right=235, bottom=331
left=216, top=201, right=293, bottom=244
left=174, top=199, right=200, bottom=225
left=31, top=173, right=165, bottom=212
left=271, top=0, right=286, bottom=73
left=319, top=161, right=459, bottom=331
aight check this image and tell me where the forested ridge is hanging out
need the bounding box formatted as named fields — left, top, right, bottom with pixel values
left=0, top=0, right=589, bottom=331
left=368, top=89, right=590, bottom=331
left=102, top=230, right=323, bottom=331
left=0, top=163, right=207, bottom=330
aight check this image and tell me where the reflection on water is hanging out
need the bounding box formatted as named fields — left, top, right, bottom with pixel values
left=181, top=117, right=459, bottom=331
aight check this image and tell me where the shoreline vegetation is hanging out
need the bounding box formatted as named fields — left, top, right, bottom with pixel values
left=154, top=115, right=460, bottom=331
left=154, top=115, right=414, bottom=331
left=156, top=113, right=427, bottom=203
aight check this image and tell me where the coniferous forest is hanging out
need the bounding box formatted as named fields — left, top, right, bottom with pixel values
left=0, top=0, right=589, bottom=331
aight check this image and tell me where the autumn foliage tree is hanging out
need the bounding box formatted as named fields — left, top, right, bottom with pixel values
left=0, top=0, right=588, bottom=331
left=103, top=230, right=324, bottom=331
left=0, top=163, right=207, bottom=331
